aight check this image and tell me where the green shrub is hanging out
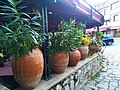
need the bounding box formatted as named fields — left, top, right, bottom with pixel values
left=48, top=19, right=83, bottom=54
left=0, top=0, right=45, bottom=57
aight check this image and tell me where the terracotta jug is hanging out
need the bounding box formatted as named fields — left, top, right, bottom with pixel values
left=69, top=49, right=81, bottom=66
left=12, top=48, right=44, bottom=89
left=78, top=46, right=88, bottom=60
left=89, top=45, right=96, bottom=54
left=50, top=51, right=69, bottom=74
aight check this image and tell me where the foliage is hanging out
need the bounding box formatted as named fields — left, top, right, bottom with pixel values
left=89, top=31, right=103, bottom=46
left=0, top=0, right=45, bottom=57
left=82, top=32, right=91, bottom=46
left=96, top=31, right=104, bottom=39
left=90, top=72, right=100, bottom=81
left=89, top=39, right=97, bottom=46
left=48, top=19, right=82, bottom=54
left=88, top=34, right=97, bottom=56
left=96, top=36, right=103, bottom=45
left=91, top=31, right=96, bottom=37
left=96, top=31, right=104, bottom=45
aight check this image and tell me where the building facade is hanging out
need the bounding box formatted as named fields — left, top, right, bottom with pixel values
left=94, top=0, right=120, bottom=37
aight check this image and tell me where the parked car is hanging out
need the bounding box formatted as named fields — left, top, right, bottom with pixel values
left=102, top=36, right=114, bottom=45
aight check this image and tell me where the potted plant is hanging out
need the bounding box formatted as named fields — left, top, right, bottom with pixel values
left=0, top=0, right=45, bottom=89
left=95, top=31, right=103, bottom=52
left=95, top=36, right=103, bottom=52
left=78, top=25, right=89, bottom=60
left=48, top=19, right=82, bottom=73
left=88, top=31, right=100, bottom=55
left=89, top=39, right=97, bottom=55
left=67, top=19, right=82, bottom=66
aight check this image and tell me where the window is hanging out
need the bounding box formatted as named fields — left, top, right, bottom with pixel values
left=111, top=1, right=119, bottom=10
left=113, top=14, right=119, bottom=22
left=105, top=20, right=110, bottom=26
left=104, top=9, right=107, bottom=15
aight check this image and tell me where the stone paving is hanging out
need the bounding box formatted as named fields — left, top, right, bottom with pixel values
left=78, top=39, right=120, bottom=90
left=0, top=84, right=10, bottom=90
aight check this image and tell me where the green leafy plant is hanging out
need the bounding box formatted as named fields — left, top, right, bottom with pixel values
left=95, top=31, right=103, bottom=45
left=89, top=39, right=97, bottom=46
left=96, top=31, right=104, bottom=39
left=0, top=0, right=45, bottom=57
left=90, top=72, right=100, bottom=81
left=96, top=36, right=103, bottom=45
left=48, top=19, right=82, bottom=54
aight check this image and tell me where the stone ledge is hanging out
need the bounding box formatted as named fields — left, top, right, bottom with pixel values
left=15, top=53, right=99, bottom=90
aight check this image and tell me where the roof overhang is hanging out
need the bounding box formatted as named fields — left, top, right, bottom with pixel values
left=0, top=0, right=104, bottom=29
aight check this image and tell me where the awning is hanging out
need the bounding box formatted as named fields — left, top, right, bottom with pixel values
left=99, top=27, right=110, bottom=31
left=86, top=26, right=110, bottom=32
left=86, top=28, right=97, bottom=32
left=110, top=26, right=120, bottom=29
left=47, top=0, right=104, bottom=29
left=0, top=0, right=104, bottom=29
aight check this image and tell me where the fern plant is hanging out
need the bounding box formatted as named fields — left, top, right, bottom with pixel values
left=0, top=0, right=45, bottom=57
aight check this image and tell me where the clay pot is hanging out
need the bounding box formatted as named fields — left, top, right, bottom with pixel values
left=78, top=46, right=88, bottom=60
left=69, top=49, right=81, bottom=66
left=50, top=51, right=69, bottom=74
left=89, top=45, right=96, bottom=54
left=96, top=43, right=102, bottom=52
left=12, top=48, right=44, bottom=89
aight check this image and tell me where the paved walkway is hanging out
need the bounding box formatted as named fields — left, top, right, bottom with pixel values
left=80, top=38, right=120, bottom=90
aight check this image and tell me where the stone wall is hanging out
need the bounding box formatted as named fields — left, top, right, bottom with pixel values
left=49, top=54, right=102, bottom=90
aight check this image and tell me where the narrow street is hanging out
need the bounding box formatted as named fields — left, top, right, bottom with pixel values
left=79, top=38, right=120, bottom=90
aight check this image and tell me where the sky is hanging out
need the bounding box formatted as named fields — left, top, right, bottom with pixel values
left=86, top=0, right=108, bottom=5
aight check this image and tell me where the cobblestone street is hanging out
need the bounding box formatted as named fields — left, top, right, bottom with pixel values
left=77, top=38, right=120, bottom=90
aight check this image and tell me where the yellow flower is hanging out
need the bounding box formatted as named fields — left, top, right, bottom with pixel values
left=83, top=39, right=90, bottom=46
left=82, top=33, right=91, bottom=46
